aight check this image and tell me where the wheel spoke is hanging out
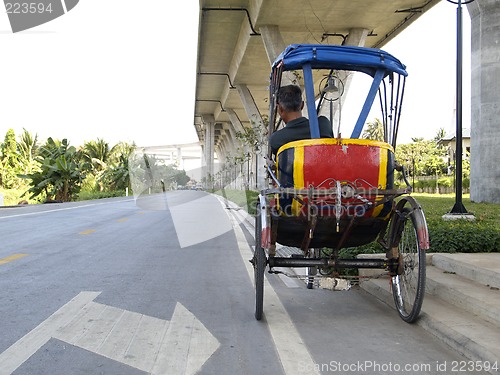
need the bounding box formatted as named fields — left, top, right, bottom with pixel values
left=390, top=205, right=426, bottom=323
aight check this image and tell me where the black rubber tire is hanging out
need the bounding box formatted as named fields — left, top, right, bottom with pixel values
left=390, top=207, right=426, bottom=323
left=254, top=209, right=265, bottom=320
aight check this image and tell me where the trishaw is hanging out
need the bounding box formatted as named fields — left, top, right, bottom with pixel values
left=252, top=44, right=429, bottom=323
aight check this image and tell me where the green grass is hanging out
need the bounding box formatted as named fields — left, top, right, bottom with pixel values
left=409, top=193, right=498, bottom=226
left=212, top=188, right=259, bottom=215
left=0, top=187, right=127, bottom=205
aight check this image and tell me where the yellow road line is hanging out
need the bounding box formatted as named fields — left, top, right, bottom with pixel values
left=79, top=229, right=96, bottom=235
left=116, top=218, right=128, bottom=222
left=0, top=253, right=29, bottom=265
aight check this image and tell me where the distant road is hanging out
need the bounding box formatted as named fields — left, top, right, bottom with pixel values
left=0, top=192, right=471, bottom=375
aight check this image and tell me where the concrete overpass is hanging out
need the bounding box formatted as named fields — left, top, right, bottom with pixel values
left=194, top=0, right=500, bottom=203
left=139, top=142, right=206, bottom=182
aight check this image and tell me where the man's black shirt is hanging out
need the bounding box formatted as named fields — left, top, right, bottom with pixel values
left=270, top=116, right=334, bottom=155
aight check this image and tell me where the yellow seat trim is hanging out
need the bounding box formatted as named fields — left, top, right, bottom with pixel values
left=277, top=138, right=394, bottom=156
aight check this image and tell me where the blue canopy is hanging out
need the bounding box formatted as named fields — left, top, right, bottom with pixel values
left=272, top=44, right=408, bottom=78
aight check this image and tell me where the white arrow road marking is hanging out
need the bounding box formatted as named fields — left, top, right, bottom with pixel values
left=0, top=291, right=100, bottom=375
left=0, top=292, right=220, bottom=375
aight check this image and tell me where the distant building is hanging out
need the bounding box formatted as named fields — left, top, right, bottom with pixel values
left=438, top=128, right=471, bottom=168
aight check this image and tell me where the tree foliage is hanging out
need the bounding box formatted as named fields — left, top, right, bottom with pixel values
left=18, top=128, right=39, bottom=175
left=20, top=138, right=86, bottom=202
left=362, top=118, right=384, bottom=141
left=395, top=140, right=448, bottom=177
left=0, top=129, right=20, bottom=189
left=99, top=142, right=136, bottom=191
left=0, top=129, right=191, bottom=203
left=129, top=152, right=191, bottom=194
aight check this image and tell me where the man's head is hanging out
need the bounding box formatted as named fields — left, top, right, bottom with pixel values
left=277, top=85, right=304, bottom=113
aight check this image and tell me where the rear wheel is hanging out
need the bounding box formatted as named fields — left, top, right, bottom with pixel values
left=390, top=206, right=426, bottom=323
left=254, top=208, right=266, bottom=320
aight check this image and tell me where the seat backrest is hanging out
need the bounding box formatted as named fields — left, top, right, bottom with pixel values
left=276, top=138, right=395, bottom=218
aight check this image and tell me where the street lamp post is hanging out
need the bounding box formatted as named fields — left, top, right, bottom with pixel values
left=446, top=0, right=474, bottom=216
left=246, top=152, right=251, bottom=189
left=254, top=142, right=261, bottom=190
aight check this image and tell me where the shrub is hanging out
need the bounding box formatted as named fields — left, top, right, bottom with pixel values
left=76, top=190, right=126, bottom=201
left=437, top=177, right=453, bottom=188
left=427, top=220, right=499, bottom=253
left=212, top=188, right=259, bottom=215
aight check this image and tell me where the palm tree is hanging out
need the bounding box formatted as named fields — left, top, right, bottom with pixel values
left=20, top=138, right=86, bottom=202
left=82, top=138, right=114, bottom=173
left=100, top=142, right=136, bottom=191
left=0, top=129, right=19, bottom=188
left=18, top=128, right=39, bottom=175
left=362, top=118, right=384, bottom=141
left=434, top=127, right=446, bottom=142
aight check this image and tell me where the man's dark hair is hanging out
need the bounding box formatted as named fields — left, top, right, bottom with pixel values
left=277, top=85, right=303, bottom=112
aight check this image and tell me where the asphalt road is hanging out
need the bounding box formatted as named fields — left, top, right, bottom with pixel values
left=0, top=191, right=480, bottom=375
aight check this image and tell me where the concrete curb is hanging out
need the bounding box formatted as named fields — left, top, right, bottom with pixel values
left=426, top=265, right=500, bottom=326
left=431, top=253, right=500, bottom=289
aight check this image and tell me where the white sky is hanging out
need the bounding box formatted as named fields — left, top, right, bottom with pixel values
left=0, top=1, right=470, bottom=147
left=359, top=0, right=472, bottom=143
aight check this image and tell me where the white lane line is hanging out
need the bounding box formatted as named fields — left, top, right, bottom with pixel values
left=0, top=199, right=135, bottom=220
left=0, top=291, right=101, bottom=375
left=223, top=199, right=320, bottom=375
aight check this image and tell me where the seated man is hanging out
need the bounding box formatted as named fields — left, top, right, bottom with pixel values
left=270, top=84, right=334, bottom=155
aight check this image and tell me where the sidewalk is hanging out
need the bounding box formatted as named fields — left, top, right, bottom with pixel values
left=359, top=253, right=500, bottom=373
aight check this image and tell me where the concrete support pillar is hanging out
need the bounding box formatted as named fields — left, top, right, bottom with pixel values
left=319, top=28, right=369, bottom=135
left=468, top=0, right=500, bottom=203
left=260, top=25, right=296, bottom=85
left=226, top=109, right=252, bottom=189
left=236, top=84, right=267, bottom=190
left=226, top=109, right=250, bottom=155
left=176, top=147, right=182, bottom=169
left=344, top=28, right=369, bottom=47
left=203, top=116, right=215, bottom=188
left=223, top=124, right=238, bottom=154
left=217, top=142, right=226, bottom=171
left=260, top=25, right=286, bottom=64
left=221, top=133, right=232, bottom=161
left=225, top=124, right=234, bottom=143
left=226, top=109, right=246, bottom=135
left=225, top=129, right=237, bottom=161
